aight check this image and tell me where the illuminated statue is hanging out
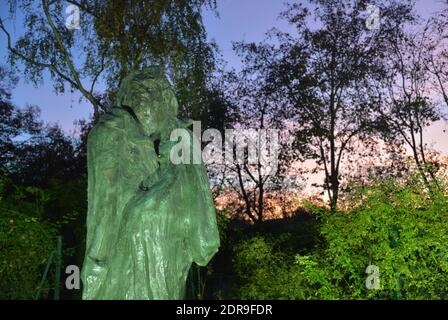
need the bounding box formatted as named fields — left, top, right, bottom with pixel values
left=81, top=67, right=220, bottom=299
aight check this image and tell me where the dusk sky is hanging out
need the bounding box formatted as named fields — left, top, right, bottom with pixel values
left=1, top=0, right=447, bottom=151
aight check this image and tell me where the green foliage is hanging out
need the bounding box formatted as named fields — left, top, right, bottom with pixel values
left=296, top=176, right=448, bottom=299
left=294, top=254, right=335, bottom=299
left=2, top=0, right=218, bottom=115
left=231, top=176, right=448, bottom=300
left=215, top=208, right=231, bottom=245
left=0, top=100, right=88, bottom=299
left=0, top=172, right=55, bottom=299
left=232, top=235, right=304, bottom=299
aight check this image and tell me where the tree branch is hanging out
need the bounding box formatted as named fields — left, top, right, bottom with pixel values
left=42, top=0, right=101, bottom=115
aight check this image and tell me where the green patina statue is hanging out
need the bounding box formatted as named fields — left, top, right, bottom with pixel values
left=81, top=67, right=220, bottom=300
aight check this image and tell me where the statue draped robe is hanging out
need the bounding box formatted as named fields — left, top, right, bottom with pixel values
left=81, top=106, right=220, bottom=299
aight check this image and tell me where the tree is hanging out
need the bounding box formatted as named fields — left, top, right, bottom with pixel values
left=374, top=28, right=442, bottom=188
left=0, top=0, right=218, bottom=118
left=218, top=60, right=303, bottom=222
left=0, top=64, right=17, bottom=102
left=423, top=5, right=448, bottom=110
left=0, top=65, right=42, bottom=172
left=0, top=98, right=90, bottom=299
left=237, top=0, right=416, bottom=211
left=12, top=123, right=80, bottom=186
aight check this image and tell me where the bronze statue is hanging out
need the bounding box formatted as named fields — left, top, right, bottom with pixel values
left=81, top=67, right=220, bottom=299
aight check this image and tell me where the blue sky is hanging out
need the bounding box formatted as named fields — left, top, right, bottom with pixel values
left=0, top=0, right=446, bottom=137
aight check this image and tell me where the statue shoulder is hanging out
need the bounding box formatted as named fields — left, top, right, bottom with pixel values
left=88, top=107, right=132, bottom=150
left=88, top=108, right=132, bottom=139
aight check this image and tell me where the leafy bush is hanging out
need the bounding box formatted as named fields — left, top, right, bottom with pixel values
left=0, top=210, right=55, bottom=299
left=232, top=234, right=307, bottom=299
left=296, top=176, right=448, bottom=299
left=231, top=176, right=448, bottom=300
left=216, top=208, right=231, bottom=245
left=0, top=172, right=55, bottom=299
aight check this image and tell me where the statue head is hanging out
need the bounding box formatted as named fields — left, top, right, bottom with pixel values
left=116, top=66, right=179, bottom=140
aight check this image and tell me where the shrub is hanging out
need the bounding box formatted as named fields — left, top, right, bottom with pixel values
left=296, top=176, right=448, bottom=299
left=0, top=210, right=55, bottom=299
left=232, top=235, right=306, bottom=299
left=0, top=172, right=55, bottom=299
